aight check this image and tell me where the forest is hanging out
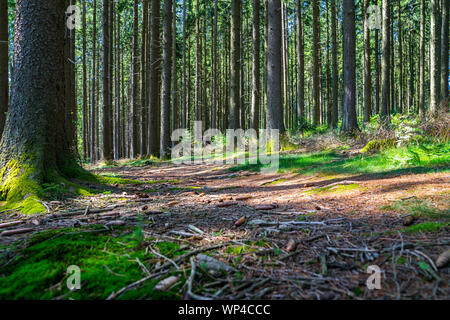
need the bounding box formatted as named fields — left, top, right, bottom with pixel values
left=0, top=0, right=448, bottom=302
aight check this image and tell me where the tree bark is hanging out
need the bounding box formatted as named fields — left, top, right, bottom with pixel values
left=0, top=0, right=80, bottom=213
left=440, top=0, right=449, bottom=102
left=251, top=0, right=260, bottom=132
left=331, top=0, right=338, bottom=128
left=312, top=0, right=321, bottom=125
left=341, top=0, right=359, bottom=133
left=430, top=0, right=441, bottom=115
left=0, top=0, right=8, bottom=136
left=149, top=0, right=161, bottom=157
left=381, top=0, right=391, bottom=124
left=363, top=0, right=372, bottom=123
left=419, top=0, right=425, bottom=118
left=102, top=0, right=113, bottom=161
left=160, top=0, right=172, bottom=158
left=230, top=0, right=241, bottom=130
left=267, top=0, right=284, bottom=132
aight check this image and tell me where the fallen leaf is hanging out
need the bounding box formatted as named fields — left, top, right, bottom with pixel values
left=168, top=200, right=180, bottom=206
left=234, top=216, right=246, bottom=227
left=436, top=249, right=450, bottom=268
left=199, top=193, right=206, bottom=197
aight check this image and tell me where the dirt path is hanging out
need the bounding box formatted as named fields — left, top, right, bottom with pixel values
left=1, top=161, right=449, bottom=299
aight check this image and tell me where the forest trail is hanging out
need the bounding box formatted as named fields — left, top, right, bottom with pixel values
left=0, top=157, right=449, bottom=299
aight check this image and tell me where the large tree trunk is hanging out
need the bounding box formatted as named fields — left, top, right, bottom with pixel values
left=363, top=0, right=372, bottom=123
left=312, top=0, right=321, bottom=125
left=267, top=0, right=284, bottom=132
left=341, top=0, right=359, bottom=133
left=0, top=0, right=80, bottom=213
left=230, top=0, right=241, bottom=130
left=381, top=0, right=391, bottom=124
left=149, top=0, right=161, bottom=157
left=0, top=0, right=8, bottom=136
left=251, top=0, right=260, bottom=132
left=160, top=0, right=172, bottom=158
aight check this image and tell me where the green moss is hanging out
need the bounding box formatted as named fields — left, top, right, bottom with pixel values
left=0, top=227, right=184, bottom=300
left=361, top=139, right=397, bottom=154
left=400, top=222, right=449, bottom=234
left=0, top=160, right=46, bottom=214
left=304, top=183, right=360, bottom=195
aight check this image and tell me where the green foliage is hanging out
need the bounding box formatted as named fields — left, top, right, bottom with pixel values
left=400, top=222, right=449, bottom=234
left=381, top=198, right=450, bottom=220
left=230, top=141, right=449, bottom=176
left=0, top=227, right=184, bottom=300
left=361, top=139, right=396, bottom=154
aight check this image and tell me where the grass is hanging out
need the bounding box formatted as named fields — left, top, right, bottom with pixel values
left=400, top=222, right=449, bottom=234
left=228, top=142, right=450, bottom=176
left=304, top=183, right=361, bottom=195
left=0, top=226, right=185, bottom=299
left=381, top=198, right=450, bottom=220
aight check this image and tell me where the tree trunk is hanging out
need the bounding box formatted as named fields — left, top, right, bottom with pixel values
left=397, top=0, right=403, bottom=114
left=0, top=0, right=8, bottom=136
left=297, top=1, right=305, bottom=126
left=91, top=0, right=97, bottom=162
left=102, top=0, right=112, bottom=161
left=181, top=0, right=187, bottom=129
left=267, top=0, right=284, bottom=132
left=341, top=0, right=359, bottom=133
left=251, top=0, right=260, bottom=132
left=230, top=0, right=241, bottom=130
left=419, top=0, right=425, bottom=118
left=0, top=0, right=81, bottom=213
left=381, top=0, right=391, bottom=124
left=149, top=0, right=161, bottom=157
left=160, top=0, right=172, bottom=158
left=430, top=0, right=441, bottom=115
left=363, top=0, right=372, bottom=123
left=312, top=0, right=321, bottom=125
left=331, top=0, right=338, bottom=128
left=440, top=0, right=449, bottom=102
left=141, top=0, right=149, bottom=156
left=130, top=0, right=139, bottom=158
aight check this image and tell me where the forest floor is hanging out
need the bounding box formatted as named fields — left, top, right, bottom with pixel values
left=0, top=144, right=449, bottom=300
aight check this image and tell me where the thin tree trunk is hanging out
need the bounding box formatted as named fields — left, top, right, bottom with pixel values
left=312, top=0, right=321, bottom=125
left=149, top=0, right=161, bottom=156
left=251, top=0, right=260, bottom=132
left=141, top=0, right=148, bottom=156
left=363, top=0, right=372, bottom=123
left=440, top=0, right=449, bottom=102
left=430, top=0, right=441, bottom=115
left=160, top=0, right=172, bottom=158
left=331, top=0, right=338, bottom=128
left=267, top=0, right=284, bottom=132
left=230, top=0, right=241, bottom=129
left=381, top=0, right=391, bottom=124
left=341, top=0, right=359, bottom=133
left=419, top=0, right=425, bottom=118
